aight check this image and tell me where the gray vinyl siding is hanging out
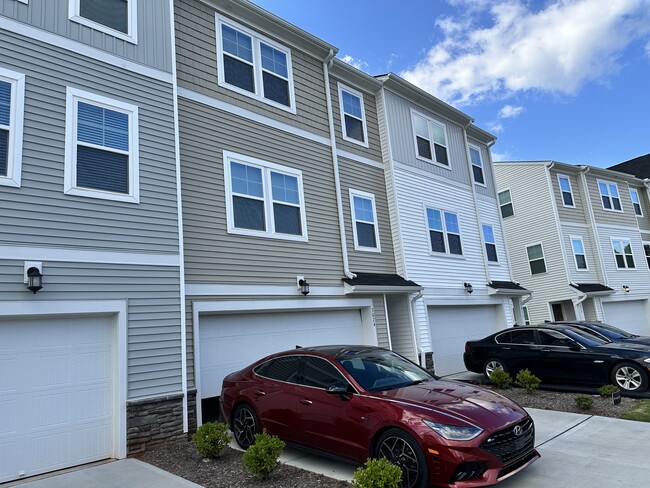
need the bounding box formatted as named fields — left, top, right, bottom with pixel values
left=386, top=294, right=415, bottom=359
left=0, top=0, right=173, bottom=72
left=383, top=89, right=470, bottom=187
left=339, top=157, right=396, bottom=274
left=467, top=137, right=495, bottom=198
left=174, top=0, right=329, bottom=139
left=585, top=174, right=639, bottom=227
left=1, top=32, right=179, bottom=254
left=0, top=260, right=183, bottom=400
left=551, top=170, right=588, bottom=224
left=179, top=97, right=345, bottom=285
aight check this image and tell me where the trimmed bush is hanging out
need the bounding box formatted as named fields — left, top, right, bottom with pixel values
left=575, top=394, right=594, bottom=411
left=515, top=369, right=541, bottom=393
left=192, top=422, right=231, bottom=458
left=489, top=369, right=512, bottom=389
left=352, top=458, right=402, bottom=488
left=242, top=431, right=285, bottom=479
left=598, top=384, right=620, bottom=397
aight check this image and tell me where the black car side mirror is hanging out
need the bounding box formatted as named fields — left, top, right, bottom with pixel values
left=569, top=344, right=581, bottom=352
left=326, top=382, right=352, bottom=400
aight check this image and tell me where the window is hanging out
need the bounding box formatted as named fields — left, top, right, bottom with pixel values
left=630, top=188, right=643, bottom=216
left=496, top=329, right=536, bottom=345
left=69, top=0, right=137, bottom=43
left=571, top=236, right=587, bottom=270
left=522, top=306, right=531, bottom=326
left=426, top=208, right=462, bottom=255
left=557, top=174, right=575, bottom=207
left=526, top=243, right=547, bottom=275
left=254, top=356, right=302, bottom=383
left=611, top=238, right=635, bottom=269
left=0, top=67, right=25, bottom=188
left=350, top=190, right=380, bottom=251
left=644, top=242, right=650, bottom=269
left=64, top=88, right=139, bottom=202
left=538, top=330, right=576, bottom=348
left=469, top=145, right=485, bottom=185
left=482, top=224, right=498, bottom=262
left=598, top=180, right=622, bottom=211
left=338, top=84, right=368, bottom=146
left=498, top=189, right=514, bottom=218
left=224, top=152, right=307, bottom=241
left=217, top=16, right=294, bottom=111
left=411, top=111, right=449, bottom=167
left=302, top=357, right=346, bottom=389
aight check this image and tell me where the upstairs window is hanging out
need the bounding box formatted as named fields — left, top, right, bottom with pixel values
left=64, top=88, right=139, bottom=203
left=598, top=180, right=622, bottom=211
left=350, top=189, right=380, bottom=252
left=498, top=189, right=514, bottom=218
left=611, top=238, right=635, bottom=269
left=630, top=188, right=643, bottom=216
left=644, top=242, right=650, bottom=269
left=482, top=224, right=498, bottom=262
left=571, top=236, right=587, bottom=270
left=411, top=111, right=449, bottom=167
left=557, top=174, right=575, bottom=207
left=469, top=145, right=485, bottom=185
left=69, top=0, right=137, bottom=43
left=526, top=243, right=547, bottom=275
left=0, top=67, right=25, bottom=188
left=224, top=152, right=307, bottom=241
left=217, top=16, right=294, bottom=112
left=338, top=83, right=368, bottom=146
left=426, top=208, right=462, bottom=255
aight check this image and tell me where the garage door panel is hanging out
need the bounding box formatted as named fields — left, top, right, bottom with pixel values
left=603, top=300, right=650, bottom=336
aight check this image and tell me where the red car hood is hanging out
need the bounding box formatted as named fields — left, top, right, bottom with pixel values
left=376, top=379, right=527, bottom=429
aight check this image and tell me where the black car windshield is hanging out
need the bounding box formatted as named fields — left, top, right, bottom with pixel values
left=337, top=349, right=433, bottom=392
left=584, top=322, right=638, bottom=341
left=561, top=328, right=608, bottom=347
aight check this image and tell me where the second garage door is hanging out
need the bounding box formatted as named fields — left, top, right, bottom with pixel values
left=602, top=300, right=650, bottom=336
left=199, top=308, right=372, bottom=399
left=428, top=305, right=502, bottom=376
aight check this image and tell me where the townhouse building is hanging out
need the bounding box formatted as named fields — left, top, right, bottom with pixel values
left=377, top=74, right=528, bottom=376
left=0, top=0, right=185, bottom=482
left=494, top=161, right=650, bottom=336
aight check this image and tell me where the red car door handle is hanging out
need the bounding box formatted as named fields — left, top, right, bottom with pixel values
left=299, top=399, right=313, bottom=405
left=254, top=390, right=266, bottom=396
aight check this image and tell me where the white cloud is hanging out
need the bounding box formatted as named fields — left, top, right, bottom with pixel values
left=490, top=150, right=512, bottom=162
left=340, top=54, right=370, bottom=73
left=486, top=121, right=504, bottom=133
left=498, top=105, right=524, bottom=119
left=400, top=0, right=650, bottom=105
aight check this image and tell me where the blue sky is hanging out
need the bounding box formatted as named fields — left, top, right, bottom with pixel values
left=251, top=0, right=650, bottom=168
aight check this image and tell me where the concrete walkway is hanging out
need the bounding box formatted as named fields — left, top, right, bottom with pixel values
left=10, top=408, right=650, bottom=487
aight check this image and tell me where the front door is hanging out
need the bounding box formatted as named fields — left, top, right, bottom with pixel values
left=552, top=303, right=565, bottom=321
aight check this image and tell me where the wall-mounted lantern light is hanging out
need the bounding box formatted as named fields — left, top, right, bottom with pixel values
left=622, top=284, right=630, bottom=293
left=463, top=282, right=473, bottom=294
left=297, top=276, right=310, bottom=296
left=26, top=264, right=43, bottom=294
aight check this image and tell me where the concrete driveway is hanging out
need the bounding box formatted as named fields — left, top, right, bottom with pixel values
left=9, top=408, right=650, bottom=487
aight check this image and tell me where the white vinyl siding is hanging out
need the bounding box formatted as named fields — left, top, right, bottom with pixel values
left=570, top=236, right=588, bottom=270
left=598, top=179, right=622, bottom=212
left=350, top=189, right=380, bottom=252
left=0, top=67, right=25, bottom=188
left=611, top=238, right=635, bottom=269
left=411, top=110, right=449, bottom=168
left=469, top=145, right=485, bottom=185
left=338, top=83, right=368, bottom=147
left=68, top=0, right=137, bottom=43
left=557, top=174, right=575, bottom=207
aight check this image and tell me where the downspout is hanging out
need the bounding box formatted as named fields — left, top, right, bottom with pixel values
left=571, top=290, right=588, bottom=320
left=323, top=50, right=355, bottom=279
left=409, top=290, right=425, bottom=366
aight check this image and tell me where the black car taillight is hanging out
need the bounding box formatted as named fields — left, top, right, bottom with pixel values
left=450, top=461, right=487, bottom=482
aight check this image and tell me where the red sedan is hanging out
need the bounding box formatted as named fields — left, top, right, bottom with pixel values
left=220, top=345, right=539, bottom=488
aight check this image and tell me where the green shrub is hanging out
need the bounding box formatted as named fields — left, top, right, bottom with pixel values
left=242, top=431, right=285, bottom=479
left=515, top=369, right=541, bottom=393
left=192, top=422, right=231, bottom=458
left=575, top=394, right=594, bottom=411
left=598, top=384, right=620, bottom=397
left=352, top=458, right=402, bottom=488
left=489, top=369, right=512, bottom=389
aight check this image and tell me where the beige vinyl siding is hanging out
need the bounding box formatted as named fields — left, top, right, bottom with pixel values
left=633, top=185, right=650, bottom=232
left=174, top=0, right=329, bottom=139
left=552, top=170, right=588, bottom=224
left=598, top=224, right=650, bottom=290
left=561, top=223, right=600, bottom=283
left=179, top=97, right=345, bottom=285
left=585, top=174, right=639, bottom=227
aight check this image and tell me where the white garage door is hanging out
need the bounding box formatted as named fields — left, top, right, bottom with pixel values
left=0, top=315, right=115, bottom=483
left=428, top=305, right=502, bottom=376
left=199, top=309, right=370, bottom=398
left=603, top=300, right=650, bottom=336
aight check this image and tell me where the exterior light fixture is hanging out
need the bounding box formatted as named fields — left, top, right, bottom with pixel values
left=297, top=276, right=310, bottom=296
left=463, top=282, right=473, bottom=294
left=26, top=267, right=43, bottom=294
left=622, top=284, right=630, bottom=293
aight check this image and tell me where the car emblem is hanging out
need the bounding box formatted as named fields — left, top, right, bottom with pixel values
left=513, top=425, right=523, bottom=436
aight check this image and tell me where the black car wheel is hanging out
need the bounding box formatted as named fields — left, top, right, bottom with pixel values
left=611, top=363, right=648, bottom=393
left=232, top=403, right=260, bottom=449
left=483, top=358, right=508, bottom=379
left=376, top=428, right=428, bottom=488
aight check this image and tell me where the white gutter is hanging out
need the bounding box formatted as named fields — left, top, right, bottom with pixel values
left=323, top=49, right=355, bottom=279
left=383, top=294, right=393, bottom=350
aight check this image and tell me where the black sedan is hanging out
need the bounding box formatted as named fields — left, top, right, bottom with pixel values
left=546, top=321, right=650, bottom=346
left=464, top=324, right=650, bottom=393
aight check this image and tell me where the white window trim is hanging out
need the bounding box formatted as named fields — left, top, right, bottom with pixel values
left=64, top=87, right=139, bottom=203
left=557, top=174, right=575, bottom=208
left=498, top=188, right=515, bottom=218
left=215, top=15, right=296, bottom=114
left=410, top=109, right=450, bottom=170
left=469, top=144, right=486, bottom=187
left=481, top=223, right=498, bottom=263
left=68, top=0, right=138, bottom=44
left=597, top=179, right=623, bottom=212
left=630, top=188, right=643, bottom=217
left=224, top=151, right=308, bottom=242
left=349, top=189, right=381, bottom=252
left=522, top=305, right=531, bottom=325
left=610, top=237, right=636, bottom=270
left=337, top=82, right=369, bottom=148
left=424, top=205, right=463, bottom=257
left=526, top=242, right=547, bottom=275
left=570, top=235, right=588, bottom=271
left=0, top=67, right=25, bottom=188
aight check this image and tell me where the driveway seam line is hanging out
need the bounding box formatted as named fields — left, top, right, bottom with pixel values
left=536, top=414, right=594, bottom=448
